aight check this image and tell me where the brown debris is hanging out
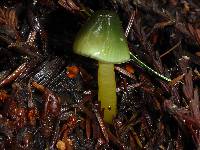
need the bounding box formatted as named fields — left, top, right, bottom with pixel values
left=0, top=0, right=200, bottom=149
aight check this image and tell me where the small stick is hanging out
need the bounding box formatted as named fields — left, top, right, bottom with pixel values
left=0, top=63, right=27, bottom=87
left=160, top=41, right=181, bottom=58
left=115, top=66, right=136, bottom=80
left=130, top=52, right=172, bottom=82
left=125, top=11, right=135, bottom=38
left=93, top=108, right=109, bottom=143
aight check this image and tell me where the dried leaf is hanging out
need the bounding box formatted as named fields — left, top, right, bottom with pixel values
left=58, top=0, right=80, bottom=12
left=187, top=24, right=200, bottom=45
left=169, top=73, right=185, bottom=86
left=190, top=88, right=200, bottom=120
left=0, top=7, right=18, bottom=30
left=183, top=70, right=193, bottom=100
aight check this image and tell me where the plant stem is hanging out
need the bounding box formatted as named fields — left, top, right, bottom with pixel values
left=130, top=52, right=171, bottom=82
left=98, top=62, right=117, bottom=124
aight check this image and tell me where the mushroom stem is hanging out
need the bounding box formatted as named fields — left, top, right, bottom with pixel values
left=98, top=62, right=117, bottom=124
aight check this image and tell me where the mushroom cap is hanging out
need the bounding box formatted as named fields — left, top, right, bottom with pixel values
left=73, top=10, right=130, bottom=64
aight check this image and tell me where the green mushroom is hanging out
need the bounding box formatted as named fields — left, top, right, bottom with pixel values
left=73, top=10, right=130, bottom=123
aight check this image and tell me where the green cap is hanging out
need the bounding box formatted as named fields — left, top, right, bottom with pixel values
left=73, top=10, right=130, bottom=64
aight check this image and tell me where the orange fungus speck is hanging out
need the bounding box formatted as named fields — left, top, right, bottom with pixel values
left=66, top=66, right=80, bottom=78
left=125, top=64, right=135, bottom=74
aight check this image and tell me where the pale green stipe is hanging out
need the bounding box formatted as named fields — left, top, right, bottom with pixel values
left=98, top=62, right=116, bottom=123
left=130, top=52, right=172, bottom=82
left=73, top=11, right=130, bottom=63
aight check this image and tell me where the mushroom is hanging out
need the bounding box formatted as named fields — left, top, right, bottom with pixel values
left=73, top=10, right=130, bottom=123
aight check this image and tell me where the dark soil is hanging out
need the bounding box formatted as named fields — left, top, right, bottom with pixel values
left=0, top=0, right=200, bottom=150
